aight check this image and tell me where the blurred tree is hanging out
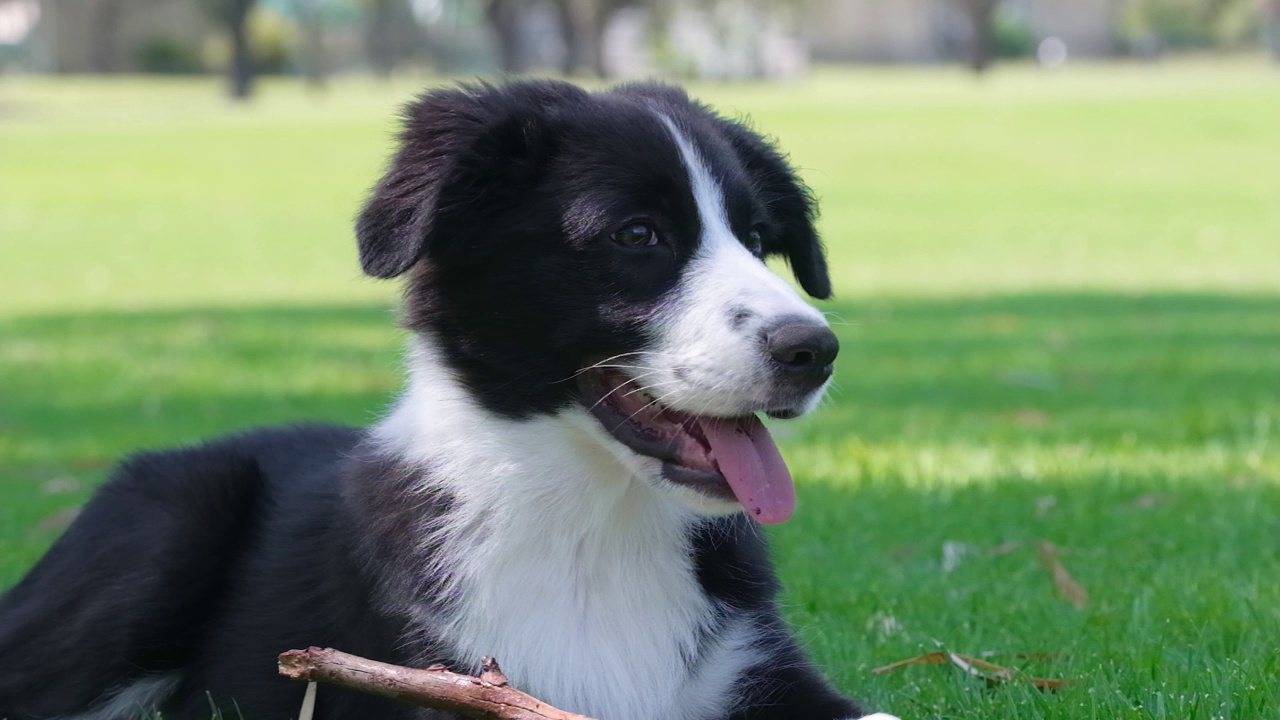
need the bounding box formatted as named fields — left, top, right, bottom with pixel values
left=554, top=0, right=602, bottom=76
left=485, top=0, right=524, bottom=73
left=200, top=0, right=259, bottom=99
left=134, top=35, right=205, bottom=73
left=292, top=0, right=328, bottom=88
left=364, top=0, right=398, bottom=75
left=556, top=0, right=632, bottom=76
left=1265, top=0, right=1280, bottom=59
left=88, top=0, right=165, bottom=72
left=958, top=0, right=1000, bottom=73
left=226, top=0, right=256, bottom=98
left=89, top=0, right=124, bottom=72
left=646, top=0, right=810, bottom=80
left=1125, top=0, right=1263, bottom=49
left=363, top=0, right=430, bottom=76
left=992, top=11, right=1036, bottom=59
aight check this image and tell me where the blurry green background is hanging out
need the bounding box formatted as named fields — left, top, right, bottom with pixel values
left=2, top=1, right=1280, bottom=716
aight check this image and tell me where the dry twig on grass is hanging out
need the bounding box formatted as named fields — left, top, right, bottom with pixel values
left=278, top=647, right=597, bottom=720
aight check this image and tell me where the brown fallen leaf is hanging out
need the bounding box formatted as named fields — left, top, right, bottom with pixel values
left=947, top=652, right=1072, bottom=691
left=873, top=650, right=1072, bottom=691
left=1038, top=541, right=1088, bottom=609
left=887, top=543, right=916, bottom=561
left=1025, top=675, right=1072, bottom=691
left=32, top=506, right=81, bottom=535
left=1008, top=408, right=1051, bottom=427
left=988, top=541, right=1022, bottom=557
left=871, top=651, right=949, bottom=674
left=946, top=651, right=1013, bottom=682
left=67, top=456, right=111, bottom=471
left=1131, top=494, right=1172, bottom=509
left=985, top=313, right=1023, bottom=333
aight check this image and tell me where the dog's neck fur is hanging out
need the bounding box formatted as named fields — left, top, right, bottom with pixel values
left=371, top=337, right=760, bottom=720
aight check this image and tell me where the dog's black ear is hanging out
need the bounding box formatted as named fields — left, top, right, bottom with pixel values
left=356, top=80, right=586, bottom=278
left=715, top=120, right=831, bottom=300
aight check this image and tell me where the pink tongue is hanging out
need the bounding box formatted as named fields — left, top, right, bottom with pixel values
left=698, top=416, right=796, bottom=524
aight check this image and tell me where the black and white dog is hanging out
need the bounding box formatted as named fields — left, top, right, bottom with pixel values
left=0, top=80, right=898, bottom=720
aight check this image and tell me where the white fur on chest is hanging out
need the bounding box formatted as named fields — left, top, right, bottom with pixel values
left=436, top=481, right=740, bottom=720
left=374, top=340, right=762, bottom=720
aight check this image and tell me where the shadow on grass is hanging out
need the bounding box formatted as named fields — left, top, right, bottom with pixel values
left=3, top=289, right=1275, bottom=529
left=0, top=292, right=1278, bottom=719
left=824, top=292, right=1280, bottom=446
left=1, top=291, right=1276, bottom=476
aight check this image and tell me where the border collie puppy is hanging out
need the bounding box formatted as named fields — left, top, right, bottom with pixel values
left=0, top=80, right=898, bottom=720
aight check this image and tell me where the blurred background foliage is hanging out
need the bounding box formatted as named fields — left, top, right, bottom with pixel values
left=0, top=0, right=1277, bottom=98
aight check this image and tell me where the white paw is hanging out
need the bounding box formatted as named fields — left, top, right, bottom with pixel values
left=856, top=715, right=902, bottom=720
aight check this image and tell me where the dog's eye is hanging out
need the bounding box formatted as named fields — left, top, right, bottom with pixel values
left=611, top=222, right=659, bottom=248
left=745, top=226, right=766, bottom=256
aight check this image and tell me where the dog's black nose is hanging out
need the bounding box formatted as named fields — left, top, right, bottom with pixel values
left=764, top=320, right=839, bottom=383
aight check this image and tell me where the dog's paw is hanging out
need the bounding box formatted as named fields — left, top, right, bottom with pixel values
left=854, top=714, right=902, bottom=720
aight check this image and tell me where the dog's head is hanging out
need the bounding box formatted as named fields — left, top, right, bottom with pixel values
left=359, top=80, right=836, bottom=524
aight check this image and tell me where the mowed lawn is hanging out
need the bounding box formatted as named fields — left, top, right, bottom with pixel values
left=2, top=61, right=1279, bottom=719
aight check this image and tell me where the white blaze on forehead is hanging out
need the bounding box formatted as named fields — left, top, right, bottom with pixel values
left=655, top=113, right=822, bottom=324
left=657, top=114, right=734, bottom=247
left=642, top=113, right=827, bottom=418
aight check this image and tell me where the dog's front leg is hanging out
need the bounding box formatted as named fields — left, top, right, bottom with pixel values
left=726, top=615, right=899, bottom=720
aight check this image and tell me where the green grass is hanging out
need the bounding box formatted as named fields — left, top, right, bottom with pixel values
left=2, top=61, right=1279, bottom=719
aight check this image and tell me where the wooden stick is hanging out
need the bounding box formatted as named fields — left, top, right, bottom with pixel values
left=278, top=647, right=597, bottom=720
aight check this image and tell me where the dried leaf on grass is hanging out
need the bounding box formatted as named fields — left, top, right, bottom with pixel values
left=1008, top=408, right=1052, bottom=427
left=67, top=456, right=111, bottom=471
left=987, top=540, right=1022, bottom=557
left=872, top=650, right=1071, bottom=691
left=32, top=506, right=81, bottom=535
left=870, top=651, right=950, bottom=674
left=947, top=653, right=1072, bottom=691
left=1038, top=541, right=1088, bottom=609
left=888, top=544, right=917, bottom=561
left=1131, top=494, right=1172, bottom=509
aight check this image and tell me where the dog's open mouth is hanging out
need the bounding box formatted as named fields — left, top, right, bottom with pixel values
left=578, top=368, right=796, bottom=524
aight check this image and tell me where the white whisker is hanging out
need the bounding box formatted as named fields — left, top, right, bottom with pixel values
left=585, top=369, right=669, bottom=414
